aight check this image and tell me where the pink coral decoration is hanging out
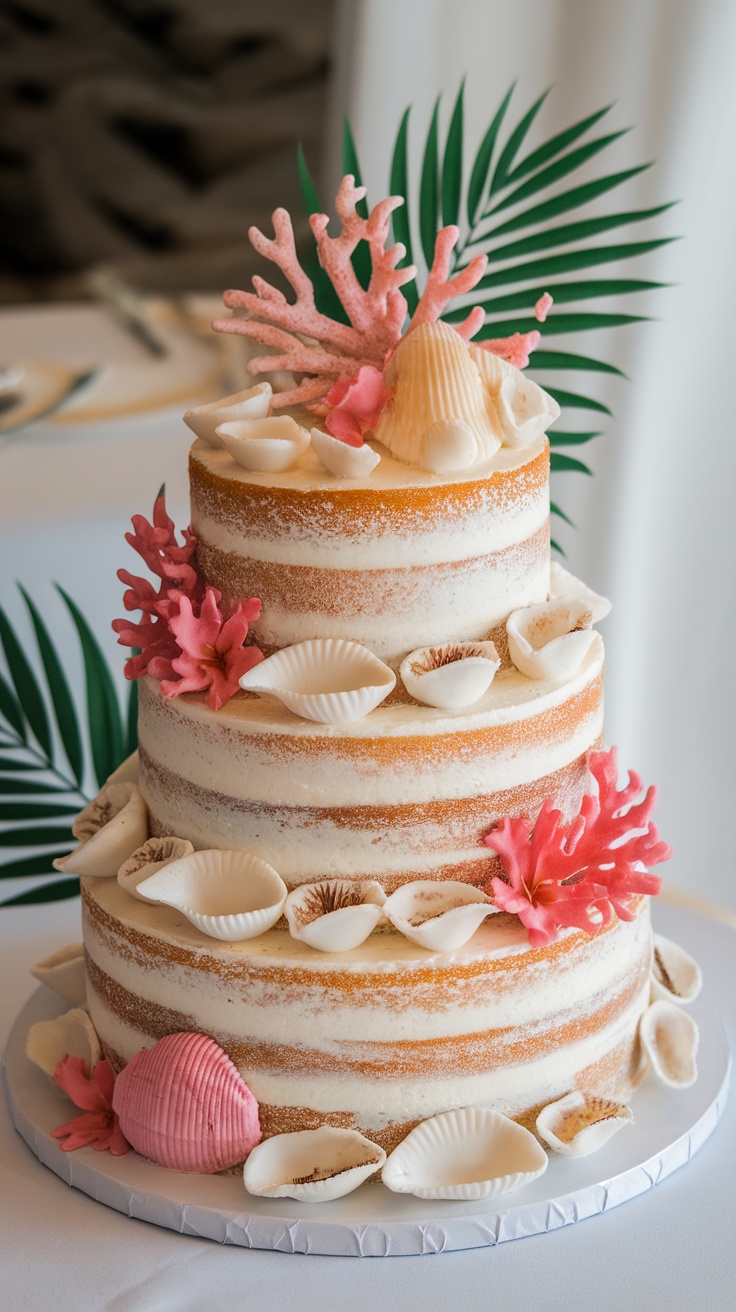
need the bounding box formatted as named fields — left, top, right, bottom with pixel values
left=161, top=588, right=263, bottom=711
left=52, top=1056, right=130, bottom=1155
left=535, top=292, right=553, bottom=323
left=483, top=747, right=671, bottom=947
left=112, top=1032, right=262, bottom=1173
left=479, top=291, right=554, bottom=369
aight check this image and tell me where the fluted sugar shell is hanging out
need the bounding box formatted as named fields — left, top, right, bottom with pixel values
left=549, top=561, right=612, bottom=623
left=30, top=942, right=86, bottom=1006
left=651, top=933, right=703, bottom=1005
left=640, top=1000, right=699, bottom=1088
left=470, top=345, right=560, bottom=447
left=112, top=1032, right=262, bottom=1172
left=507, top=598, right=596, bottom=682
left=382, top=881, right=498, bottom=952
left=400, top=641, right=501, bottom=709
left=53, top=782, right=149, bottom=878
left=26, top=1007, right=101, bottom=1079
left=536, top=1091, right=634, bottom=1157
left=137, top=848, right=287, bottom=941
left=217, top=415, right=310, bottom=472
left=117, top=835, right=195, bottom=903
left=183, top=382, right=272, bottom=446
left=285, top=879, right=386, bottom=952
left=374, top=321, right=502, bottom=471
left=244, top=1125, right=386, bottom=1202
left=239, top=638, right=396, bottom=723
left=310, top=427, right=381, bottom=478
left=382, top=1107, right=548, bottom=1200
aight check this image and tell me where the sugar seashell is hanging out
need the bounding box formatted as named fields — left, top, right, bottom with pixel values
left=53, top=782, right=149, bottom=878
left=470, top=346, right=560, bottom=447
left=640, top=999, right=699, bottom=1088
left=382, top=881, right=498, bottom=952
left=285, top=880, right=386, bottom=952
left=374, top=321, right=502, bottom=470
left=310, top=427, right=381, bottom=479
left=26, top=1007, right=101, bottom=1079
left=536, top=1091, right=634, bottom=1157
left=549, top=561, right=612, bottom=623
left=239, top=638, right=396, bottom=723
left=244, top=1125, right=386, bottom=1202
left=112, top=1032, right=261, bottom=1172
left=117, top=836, right=195, bottom=904
left=651, top=933, right=703, bottom=1005
left=183, top=382, right=273, bottom=446
left=217, top=415, right=310, bottom=472
left=507, top=599, right=596, bottom=682
left=30, top=942, right=86, bottom=1006
left=137, top=848, right=287, bottom=941
left=382, top=1107, right=548, bottom=1200
left=400, top=641, right=501, bottom=709
left=105, top=750, right=139, bottom=786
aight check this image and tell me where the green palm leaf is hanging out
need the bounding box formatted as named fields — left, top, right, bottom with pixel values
left=451, top=279, right=664, bottom=320
left=475, top=312, right=649, bottom=338
left=342, top=117, right=371, bottom=290
left=296, top=143, right=347, bottom=324
left=0, top=777, right=75, bottom=795
left=486, top=130, right=631, bottom=215
left=466, top=83, right=514, bottom=225
left=0, top=802, right=78, bottom=821
left=2, top=877, right=79, bottom=906
left=442, top=80, right=464, bottom=229
left=488, top=89, right=550, bottom=197
left=0, top=672, right=25, bottom=740
left=551, top=501, right=576, bottom=527
left=503, top=104, right=613, bottom=184
left=485, top=165, right=653, bottom=238
left=0, top=823, right=74, bottom=848
left=0, top=605, right=52, bottom=759
left=530, top=351, right=625, bottom=376
left=549, top=431, right=602, bottom=447
left=551, top=453, right=593, bottom=474
left=19, top=587, right=84, bottom=786
left=480, top=206, right=677, bottom=261
left=420, top=97, right=441, bottom=268
left=56, top=586, right=124, bottom=786
left=0, top=851, right=74, bottom=880
left=545, top=388, right=611, bottom=415
left=389, top=107, right=418, bottom=313
left=474, top=240, right=676, bottom=288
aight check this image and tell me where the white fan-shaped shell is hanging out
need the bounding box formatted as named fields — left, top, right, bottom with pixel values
left=244, top=1125, right=386, bottom=1202
left=136, top=849, right=287, bottom=942
left=470, top=345, right=560, bottom=448
left=217, top=415, right=310, bottom=472
left=400, top=641, right=501, bottom=709
left=105, top=750, right=139, bottom=786
left=30, top=942, right=86, bottom=1007
left=239, top=638, right=396, bottom=723
left=374, top=321, right=502, bottom=470
left=536, top=1091, right=634, bottom=1157
left=26, top=1007, right=101, bottom=1079
left=310, top=427, right=381, bottom=478
left=382, top=881, right=498, bottom=951
left=53, top=782, right=149, bottom=878
left=640, top=999, right=699, bottom=1088
left=651, top=933, right=703, bottom=1005
left=183, top=382, right=272, bottom=446
left=117, top=836, right=195, bottom=903
left=549, top=561, right=612, bottom=623
left=382, top=1107, right=548, bottom=1200
left=507, top=599, right=596, bottom=681
left=285, top=880, right=386, bottom=952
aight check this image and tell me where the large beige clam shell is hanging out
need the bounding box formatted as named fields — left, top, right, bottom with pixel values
left=30, top=942, right=86, bottom=1007
left=400, top=641, right=501, bottom=709
left=382, top=1107, right=548, bottom=1201
left=651, top=933, right=703, bottom=1005
left=382, top=881, right=498, bottom=952
left=374, top=321, right=502, bottom=471
left=470, top=345, right=560, bottom=447
left=137, top=849, right=287, bottom=942
left=244, top=1126, right=386, bottom=1202
left=549, top=561, right=612, bottom=623
left=53, top=782, right=149, bottom=878
left=183, top=382, right=273, bottom=446
left=507, top=598, right=596, bottom=682
left=640, top=999, right=699, bottom=1088
left=536, top=1091, right=634, bottom=1157
left=105, top=750, right=139, bottom=786
left=117, top=836, right=195, bottom=903
left=217, top=415, right=310, bottom=472
left=285, top=880, right=386, bottom=952
left=26, top=1007, right=101, bottom=1079
left=310, top=427, right=381, bottom=479
left=239, top=638, right=396, bottom=723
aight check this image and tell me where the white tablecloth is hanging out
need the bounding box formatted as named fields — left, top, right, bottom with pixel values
left=1, top=898, right=733, bottom=1312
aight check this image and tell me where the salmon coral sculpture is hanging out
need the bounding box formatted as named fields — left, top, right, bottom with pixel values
left=483, top=747, right=672, bottom=947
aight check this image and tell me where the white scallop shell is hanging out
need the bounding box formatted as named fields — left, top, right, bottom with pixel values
left=651, top=933, right=703, bottom=1005
left=105, top=750, right=139, bottom=786
left=30, top=942, right=86, bottom=1007
left=400, top=641, right=501, bottom=709
left=549, top=561, right=612, bottom=623
left=310, top=427, right=381, bottom=479
left=25, top=1007, right=101, bottom=1079
left=507, top=599, right=596, bottom=682
left=136, top=849, right=287, bottom=942
left=536, top=1091, right=634, bottom=1157
left=183, top=382, right=273, bottom=446
left=217, top=415, right=310, bottom=472
left=470, top=345, right=560, bottom=448
left=53, top=782, right=149, bottom=878
left=382, top=1107, right=548, bottom=1200
left=422, top=419, right=479, bottom=473
left=382, top=881, right=498, bottom=952
left=117, top=836, right=195, bottom=903
left=640, top=999, right=699, bottom=1088
left=244, top=1125, right=386, bottom=1202
left=239, top=638, right=396, bottom=723
left=285, top=880, right=386, bottom=952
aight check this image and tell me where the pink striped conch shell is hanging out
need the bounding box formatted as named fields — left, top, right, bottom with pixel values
left=217, top=414, right=310, bottom=472
left=400, top=641, right=500, bottom=709
left=117, top=835, right=195, bottom=904
left=30, top=942, right=86, bottom=1006
left=310, top=427, right=381, bottom=479
left=506, top=599, right=596, bottom=682
left=549, top=561, right=612, bottom=623
left=382, top=880, right=498, bottom=952
left=536, top=1091, right=634, bottom=1157
left=244, top=1126, right=386, bottom=1202
left=26, top=1007, right=101, bottom=1079
left=284, top=879, right=386, bottom=952
left=640, top=1000, right=699, bottom=1088
left=374, top=321, right=502, bottom=472
left=382, top=1107, right=548, bottom=1201
left=183, top=382, right=273, bottom=447
left=651, top=933, right=703, bottom=1005
left=53, top=782, right=149, bottom=878
left=470, top=345, right=560, bottom=448
left=112, top=1032, right=262, bottom=1172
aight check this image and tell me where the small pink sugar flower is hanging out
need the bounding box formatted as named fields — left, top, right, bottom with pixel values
left=323, top=365, right=393, bottom=446
left=161, top=588, right=264, bottom=711
left=52, top=1056, right=129, bottom=1155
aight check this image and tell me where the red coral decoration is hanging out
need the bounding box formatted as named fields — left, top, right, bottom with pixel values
left=52, top=1056, right=130, bottom=1155
left=483, top=747, right=671, bottom=947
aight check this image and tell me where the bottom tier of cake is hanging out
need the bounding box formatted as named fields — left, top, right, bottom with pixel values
left=82, top=879, right=652, bottom=1154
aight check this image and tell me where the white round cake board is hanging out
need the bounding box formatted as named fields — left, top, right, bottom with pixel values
left=3, top=986, right=730, bottom=1258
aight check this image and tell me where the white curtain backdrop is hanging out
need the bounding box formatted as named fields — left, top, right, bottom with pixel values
left=328, top=0, right=736, bottom=911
